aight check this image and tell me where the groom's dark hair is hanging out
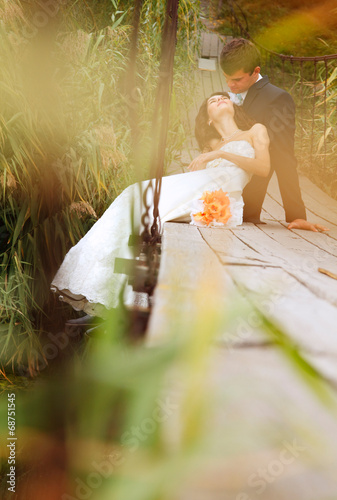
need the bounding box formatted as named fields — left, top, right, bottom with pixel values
left=220, top=38, right=261, bottom=75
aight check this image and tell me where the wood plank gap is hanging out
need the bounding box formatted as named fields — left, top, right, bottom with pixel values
left=267, top=177, right=337, bottom=228
left=226, top=270, right=337, bottom=355
left=196, top=227, right=228, bottom=266
left=196, top=227, right=278, bottom=267
left=225, top=262, right=281, bottom=268
left=283, top=267, right=337, bottom=308
left=267, top=190, right=337, bottom=230
left=261, top=204, right=337, bottom=253
left=230, top=229, right=267, bottom=255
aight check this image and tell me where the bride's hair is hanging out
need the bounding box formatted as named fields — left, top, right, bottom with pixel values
left=195, top=91, right=256, bottom=152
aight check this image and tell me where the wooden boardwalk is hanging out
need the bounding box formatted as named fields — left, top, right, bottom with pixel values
left=148, top=173, right=337, bottom=358
left=146, top=178, right=337, bottom=500
left=146, top=30, right=337, bottom=500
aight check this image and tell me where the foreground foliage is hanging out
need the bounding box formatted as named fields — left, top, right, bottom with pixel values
left=0, top=0, right=201, bottom=372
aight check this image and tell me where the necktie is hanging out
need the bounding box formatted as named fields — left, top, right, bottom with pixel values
left=236, top=94, right=243, bottom=105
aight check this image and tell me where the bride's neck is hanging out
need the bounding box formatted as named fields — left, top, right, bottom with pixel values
left=213, top=116, right=239, bottom=140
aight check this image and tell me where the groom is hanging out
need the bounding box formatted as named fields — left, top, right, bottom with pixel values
left=219, top=38, right=327, bottom=232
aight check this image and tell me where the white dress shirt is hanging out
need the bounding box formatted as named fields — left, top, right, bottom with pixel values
left=229, top=74, right=263, bottom=105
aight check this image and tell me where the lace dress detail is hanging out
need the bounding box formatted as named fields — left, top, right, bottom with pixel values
left=51, top=140, right=254, bottom=314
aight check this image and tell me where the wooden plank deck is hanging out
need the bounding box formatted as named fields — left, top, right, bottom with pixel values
left=146, top=180, right=337, bottom=497
left=145, top=28, right=337, bottom=500
left=147, top=174, right=337, bottom=352
left=200, top=31, right=225, bottom=59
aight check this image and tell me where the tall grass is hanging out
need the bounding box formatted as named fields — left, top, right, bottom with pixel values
left=294, top=65, right=337, bottom=197
left=0, top=0, right=201, bottom=373
left=255, top=56, right=337, bottom=196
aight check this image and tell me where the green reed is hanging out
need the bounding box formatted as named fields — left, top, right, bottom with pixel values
left=293, top=63, right=337, bottom=198
left=0, top=0, right=201, bottom=373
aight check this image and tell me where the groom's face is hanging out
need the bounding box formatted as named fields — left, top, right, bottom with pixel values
left=223, top=67, right=260, bottom=94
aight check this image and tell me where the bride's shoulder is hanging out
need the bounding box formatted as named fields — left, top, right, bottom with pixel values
left=250, top=123, right=267, bottom=134
left=208, top=137, right=223, bottom=151
left=249, top=123, right=270, bottom=147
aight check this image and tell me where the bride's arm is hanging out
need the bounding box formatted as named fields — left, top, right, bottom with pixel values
left=188, top=124, right=270, bottom=177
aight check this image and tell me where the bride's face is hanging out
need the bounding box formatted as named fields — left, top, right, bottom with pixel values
left=207, top=95, right=234, bottom=122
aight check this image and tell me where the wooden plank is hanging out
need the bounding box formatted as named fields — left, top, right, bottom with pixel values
left=199, top=226, right=279, bottom=266
left=209, top=67, right=217, bottom=94
left=224, top=264, right=337, bottom=355
left=201, top=32, right=223, bottom=59
left=210, top=33, right=219, bottom=58
left=198, top=66, right=229, bottom=101
left=148, top=223, right=337, bottom=354
left=216, top=68, right=228, bottom=92
left=206, top=61, right=228, bottom=95
left=184, top=347, right=337, bottom=500
left=208, top=223, right=337, bottom=307
left=268, top=173, right=337, bottom=227
left=262, top=175, right=337, bottom=244
left=300, top=176, right=337, bottom=216
left=169, top=348, right=337, bottom=500
left=198, top=58, right=217, bottom=71
left=217, top=36, right=225, bottom=58
left=304, top=352, right=337, bottom=387
left=146, top=223, right=231, bottom=345
left=147, top=223, right=277, bottom=348
left=262, top=193, right=337, bottom=243
left=201, top=32, right=212, bottom=58
left=200, top=70, right=214, bottom=100
left=199, top=224, right=337, bottom=350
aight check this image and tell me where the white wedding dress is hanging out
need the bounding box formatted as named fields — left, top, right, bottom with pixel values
left=51, top=140, right=254, bottom=315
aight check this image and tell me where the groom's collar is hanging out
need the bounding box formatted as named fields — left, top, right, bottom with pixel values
left=241, top=73, right=264, bottom=101
left=249, top=75, right=269, bottom=91
left=242, top=75, right=269, bottom=109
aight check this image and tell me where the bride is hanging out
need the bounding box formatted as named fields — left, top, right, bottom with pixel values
left=51, top=92, right=270, bottom=316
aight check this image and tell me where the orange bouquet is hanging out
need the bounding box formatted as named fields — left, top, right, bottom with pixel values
left=191, top=189, right=232, bottom=227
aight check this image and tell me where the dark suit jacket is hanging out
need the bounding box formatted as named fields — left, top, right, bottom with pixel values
left=242, top=76, right=306, bottom=222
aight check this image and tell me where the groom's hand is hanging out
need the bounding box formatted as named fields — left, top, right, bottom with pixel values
left=287, top=219, right=329, bottom=232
